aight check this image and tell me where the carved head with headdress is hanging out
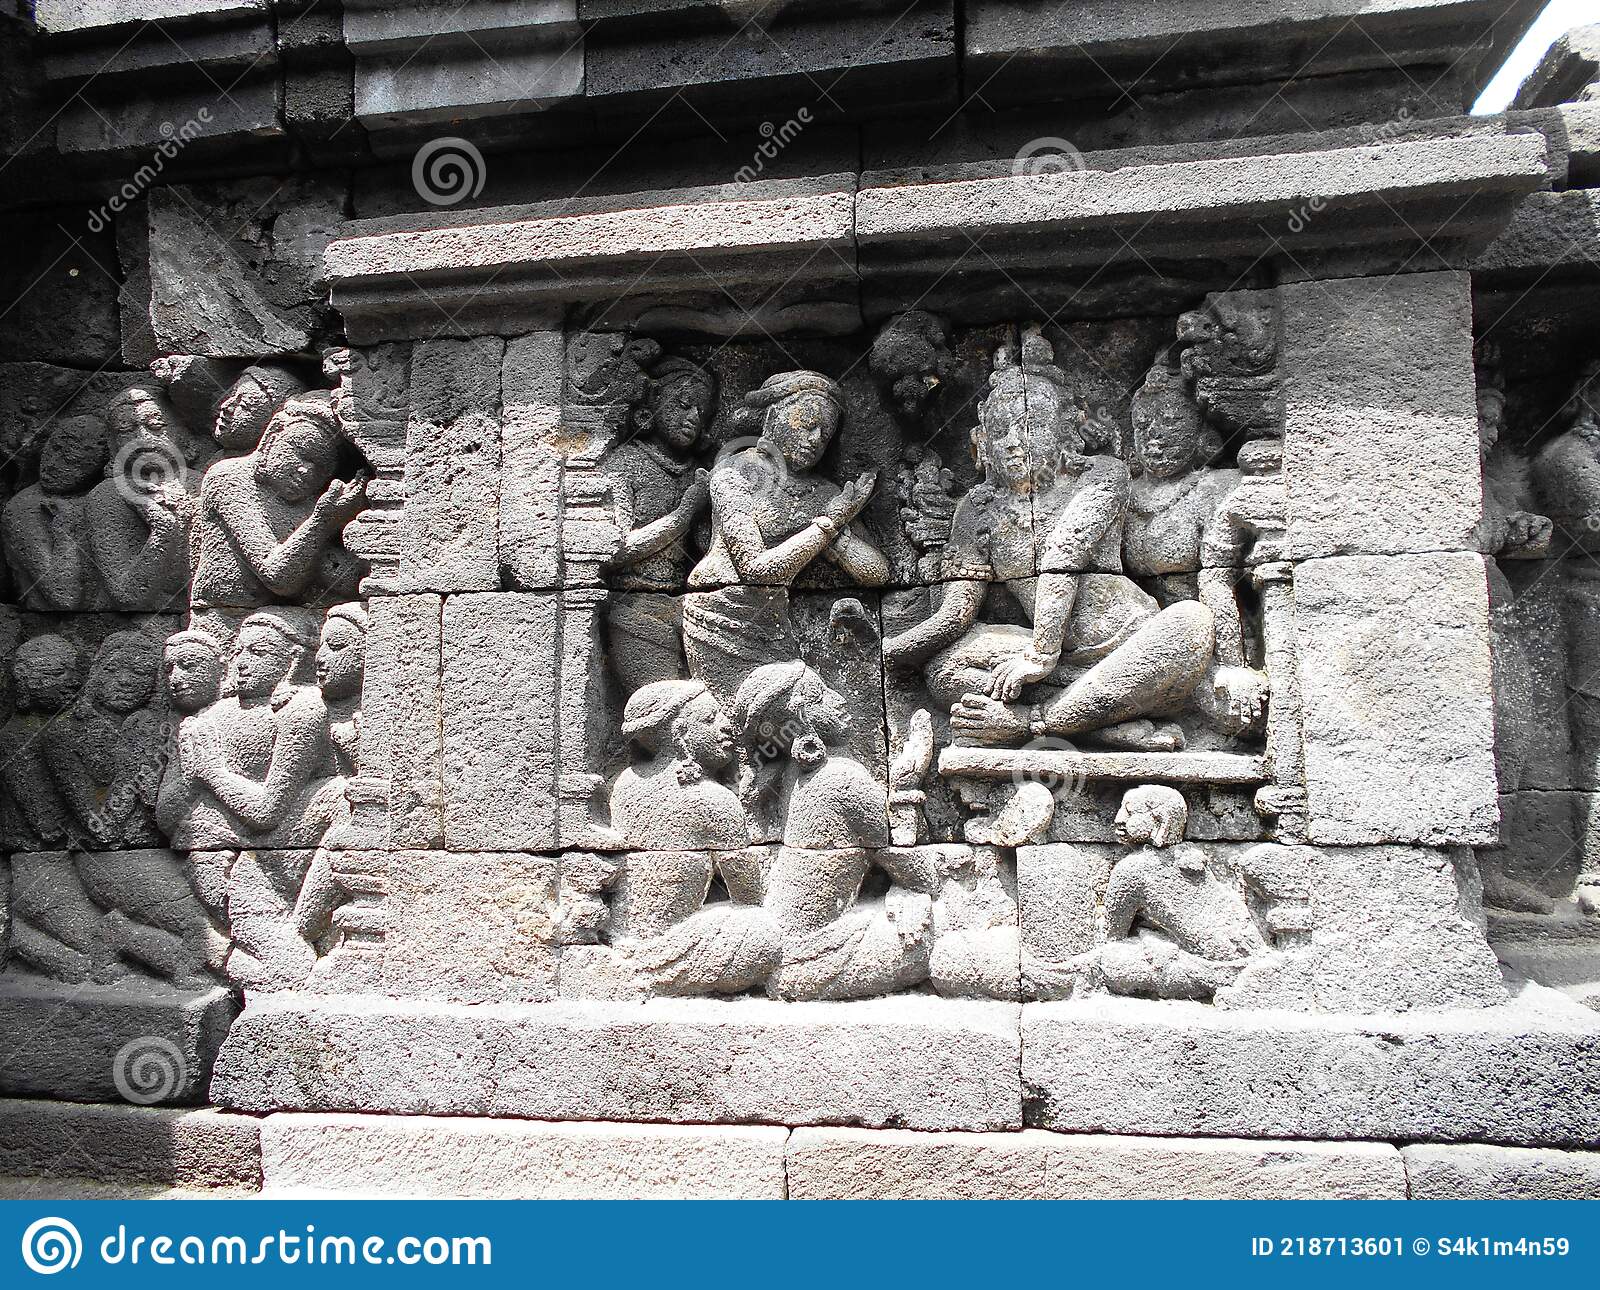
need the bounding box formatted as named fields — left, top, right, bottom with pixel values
left=621, top=678, right=736, bottom=785
left=163, top=628, right=227, bottom=715
left=232, top=610, right=317, bottom=703
left=973, top=327, right=1084, bottom=491
left=254, top=390, right=346, bottom=503
left=1129, top=350, right=1219, bottom=480
left=641, top=357, right=718, bottom=453
left=733, top=370, right=846, bottom=473
left=215, top=365, right=309, bottom=453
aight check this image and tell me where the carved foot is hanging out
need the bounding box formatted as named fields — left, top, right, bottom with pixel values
left=949, top=694, right=1029, bottom=745
left=1085, top=719, right=1185, bottom=751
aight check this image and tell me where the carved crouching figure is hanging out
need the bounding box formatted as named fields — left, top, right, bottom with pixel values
left=737, top=661, right=940, bottom=1001
left=192, top=390, right=366, bottom=609
left=606, top=680, right=779, bottom=996
left=3, top=416, right=106, bottom=610
left=0, top=635, right=83, bottom=850
left=1076, top=785, right=1266, bottom=1001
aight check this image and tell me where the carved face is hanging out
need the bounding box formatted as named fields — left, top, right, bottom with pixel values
left=765, top=393, right=839, bottom=472
left=164, top=641, right=224, bottom=714
left=215, top=375, right=277, bottom=452
left=258, top=420, right=338, bottom=503
left=1114, top=786, right=1185, bottom=848
left=108, top=391, right=172, bottom=448
left=797, top=672, right=852, bottom=744
left=315, top=615, right=366, bottom=701
left=232, top=623, right=299, bottom=700
left=91, top=639, right=159, bottom=714
left=674, top=691, right=736, bottom=772
left=1132, top=389, right=1205, bottom=479
left=978, top=384, right=1064, bottom=492
left=650, top=378, right=713, bottom=453
left=13, top=641, right=79, bottom=713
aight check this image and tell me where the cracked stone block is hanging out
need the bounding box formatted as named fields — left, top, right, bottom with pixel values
left=500, top=331, right=565, bottom=590
left=361, top=593, right=443, bottom=849
left=130, top=178, right=345, bottom=358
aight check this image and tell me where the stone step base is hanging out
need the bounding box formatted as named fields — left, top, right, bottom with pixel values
left=6, top=1100, right=1600, bottom=1199
left=210, top=984, right=1600, bottom=1144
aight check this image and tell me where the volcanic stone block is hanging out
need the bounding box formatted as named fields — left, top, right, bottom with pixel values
left=786, top=1128, right=1405, bottom=1200
left=1474, top=190, right=1600, bottom=282
left=1291, top=552, right=1499, bottom=847
left=402, top=336, right=504, bottom=592
left=1017, top=844, right=1114, bottom=971
left=260, top=1113, right=787, bottom=1198
left=132, top=179, right=344, bottom=357
left=0, top=1099, right=260, bottom=1190
left=212, top=994, right=1023, bottom=1130
left=0, top=210, right=122, bottom=366
left=1404, top=1144, right=1600, bottom=1198
left=1510, top=23, right=1600, bottom=108
left=442, top=593, right=560, bottom=851
left=1279, top=272, right=1482, bottom=559
left=361, top=594, right=443, bottom=849
left=0, top=980, right=236, bottom=1106
left=500, top=331, right=565, bottom=591
left=1023, top=987, right=1600, bottom=1145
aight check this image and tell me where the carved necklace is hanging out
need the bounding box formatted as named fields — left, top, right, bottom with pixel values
left=1128, top=469, right=1205, bottom=518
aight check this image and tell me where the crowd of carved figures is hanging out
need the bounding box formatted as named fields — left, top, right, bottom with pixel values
left=2, top=299, right=1599, bottom=1011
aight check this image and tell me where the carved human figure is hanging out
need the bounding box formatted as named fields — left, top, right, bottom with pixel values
left=600, top=679, right=779, bottom=996
left=1532, top=359, right=1600, bottom=914
left=0, top=635, right=82, bottom=850
left=153, top=628, right=229, bottom=848
left=192, top=390, right=367, bottom=609
left=884, top=333, right=1252, bottom=751
left=161, top=611, right=341, bottom=849
left=3, top=415, right=106, bottom=610
left=683, top=371, right=887, bottom=705
left=1084, top=785, right=1266, bottom=1000
left=603, top=359, right=717, bottom=693
left=83, top=386, right=197, bottom=611
left=214, top=364, right=309, bottom=454
left=735, top=661, right=939, bottom=1001
left=42, top=630, right=168, bottom=849
left=295, top=603, right=369, bottom=951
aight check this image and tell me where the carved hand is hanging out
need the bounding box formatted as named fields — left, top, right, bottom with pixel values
left=985, top=650, right=1053, bottom=703
left=826, top=470, right=878, bottom=527
left=315, top=475, right=367, bottom=526
left=678, top=469, right=711, bottom=516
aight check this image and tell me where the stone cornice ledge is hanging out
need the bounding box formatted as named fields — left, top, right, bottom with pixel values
left=325, top=134, right=1548, bottom=342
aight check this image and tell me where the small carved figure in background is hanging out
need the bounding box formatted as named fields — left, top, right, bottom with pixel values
left=0, top=635, right=83, bottom=850
left=3, top=415, right=105, bottom=610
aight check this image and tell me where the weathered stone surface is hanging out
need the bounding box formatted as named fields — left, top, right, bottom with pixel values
left=499, top=331, right=565, bottom=590
left=260, top=1113, right=786, bottom=1198
left=361, top=594, right=443, bottom=849
left=134, top=179, right=344, bottom=358
left=1280, top=273, right=1482, bottom=559
left=0, top=982, right=236, bottom=1106
left=0, top=210, right=122, bottom=366
left=1474, top=190, right=1600, bottom=282
left=1511, top=23, right=1600, bottom=109
left=1024, top=986, right=1600, bottom=1144
left=787, top=1127, right=1405, bottom=1200
left=0, top=1099, right=259, bottom=1190
left=1292, top=553, right=1499, bottom=847
left=441, top=593, right=560, bottom=851
left=212, top=994, right=1023, bottom=1130
left=1404, top=1143, right=1600, bottom=1198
